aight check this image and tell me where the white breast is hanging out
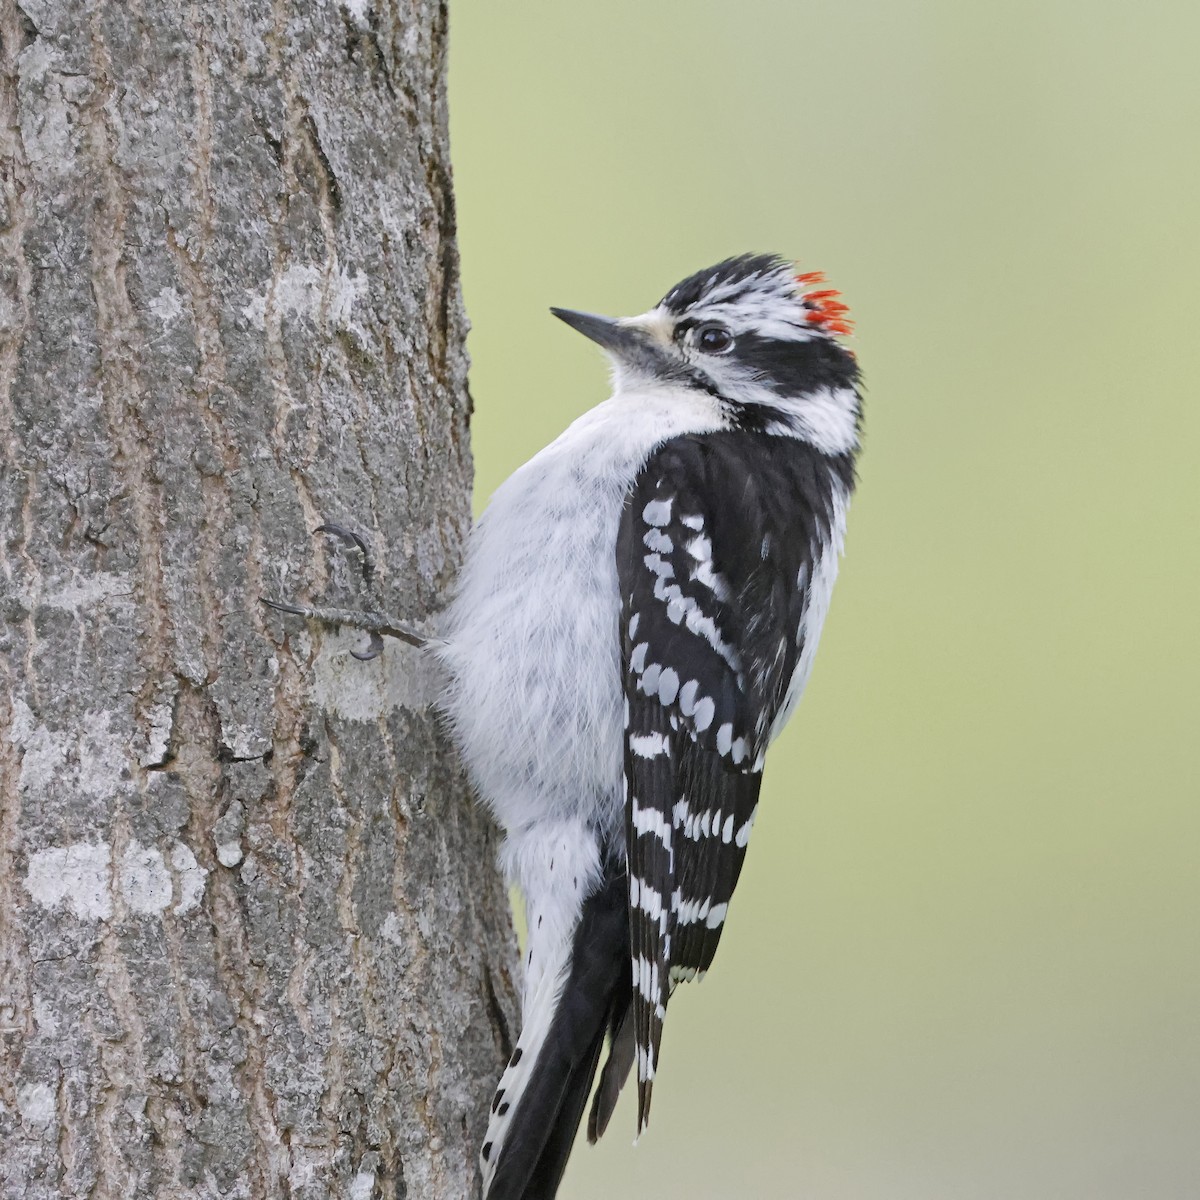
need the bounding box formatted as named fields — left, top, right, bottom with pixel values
left=436, top=384, right=727, bottom=848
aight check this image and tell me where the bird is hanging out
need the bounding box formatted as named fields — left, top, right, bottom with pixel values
left=433, top=253, right=863, bottom=1198
left=264, top=252, right=861, bottom=1198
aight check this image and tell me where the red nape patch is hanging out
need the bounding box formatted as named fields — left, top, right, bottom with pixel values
left=795, top=270, right=853, bottom=337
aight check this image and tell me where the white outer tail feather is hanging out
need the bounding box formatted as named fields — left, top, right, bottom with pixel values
left=482, top=821, right=597, bottom=1193
left=481, top=948, right=573, bottom=1193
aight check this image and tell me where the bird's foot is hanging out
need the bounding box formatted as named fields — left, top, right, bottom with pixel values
left=262, top=523, right=427, bottom=661
left=260, top=597, right=425, bottom=660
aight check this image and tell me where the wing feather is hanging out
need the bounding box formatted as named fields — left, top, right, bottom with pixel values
left=615, top=431, right=849, bottom=1134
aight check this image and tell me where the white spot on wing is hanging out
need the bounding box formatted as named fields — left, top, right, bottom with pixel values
left=632, top=803, right=673, bottom=847
left=642, top=498, right=673, bottom=526
left=630, top=732, right=669, bottom=759
left=679, top=808, right=732, bottom=842
left=675, top=895, right=713, bottom=926
left=675, top=599, right=739, bottom=671
left=692, top=559, right=730, bottom=600
left=637, top=1042, right=656, bottom=1082
left=644, top=553, right=674, bottom=580
left=716, top=723, right=733, bottom=756
left=636, top=955, right=662, bottom=1002
left=735, top=806, right=758, bottom=848
left=631, top=879, right=667, bottom=926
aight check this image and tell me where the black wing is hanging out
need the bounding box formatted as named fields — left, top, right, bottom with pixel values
left=614, top=430, right=851, bottom=1133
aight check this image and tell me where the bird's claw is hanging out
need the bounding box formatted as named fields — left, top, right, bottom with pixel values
left=315, top=522, right=374, bottom=585
left=261, top=597, right=311, bottom=619
left=349, top=631, right=386, bottom=662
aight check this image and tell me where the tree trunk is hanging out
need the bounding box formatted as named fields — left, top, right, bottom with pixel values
left=0, top=0, right=518, bottom=1196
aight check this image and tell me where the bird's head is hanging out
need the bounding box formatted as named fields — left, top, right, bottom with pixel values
left=552, top=253, right=861, bottom=455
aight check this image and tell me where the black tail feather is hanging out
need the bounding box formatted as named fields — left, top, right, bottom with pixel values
left=486, top=872, right=629, bottom=1200
left=588, top=998, right=634, bottom=1143
left=519, top=1023, right=607, bottom=1200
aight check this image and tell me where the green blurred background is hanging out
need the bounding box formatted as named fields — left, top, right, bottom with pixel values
left=448, top=3, right=1200, bottom=1196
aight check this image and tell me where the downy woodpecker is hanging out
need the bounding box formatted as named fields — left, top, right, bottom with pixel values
left=436, top=254, right=862, bottom=1198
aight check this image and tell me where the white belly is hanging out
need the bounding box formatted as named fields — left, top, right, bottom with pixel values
left=436, top=385, right=726, bottom=846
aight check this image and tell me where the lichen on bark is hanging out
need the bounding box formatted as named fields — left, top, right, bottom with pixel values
left=0, top=0, right=517, bottom=1196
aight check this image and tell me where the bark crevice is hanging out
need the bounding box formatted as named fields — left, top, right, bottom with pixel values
left=0, top=1, right=518, bottom=1195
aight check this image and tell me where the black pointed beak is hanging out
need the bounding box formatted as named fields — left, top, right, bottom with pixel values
left=550, top=307, right=677, bottom=379
left=550, top=308, right=652, bottom=360
left=549, top=300, right=672, bottom=364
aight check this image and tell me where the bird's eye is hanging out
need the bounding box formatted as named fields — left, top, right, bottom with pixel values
left=695, top=323, right=733, bottom=354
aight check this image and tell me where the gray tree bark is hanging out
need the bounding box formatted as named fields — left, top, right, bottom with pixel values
left=0, top=0, right=518, bottom=1196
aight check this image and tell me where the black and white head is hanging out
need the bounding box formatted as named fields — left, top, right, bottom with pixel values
left=552, top=253, right=862, bottom=456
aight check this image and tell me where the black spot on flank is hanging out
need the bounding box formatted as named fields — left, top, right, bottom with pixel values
left=493, top=1089, right=504, bottom=1113
left=537, top=915, right=543, bottom=928
left=510, top=1048, right=523, bottom=1065
left=549, top=858, right=555, bottom=871
left=528, top=950, right=532, bottom=965
left=499, top=1102, right=510, bottom=1115
left=573, top=876, right=578, bottom=888
left=482, top=1142, right=493, bottom=1162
